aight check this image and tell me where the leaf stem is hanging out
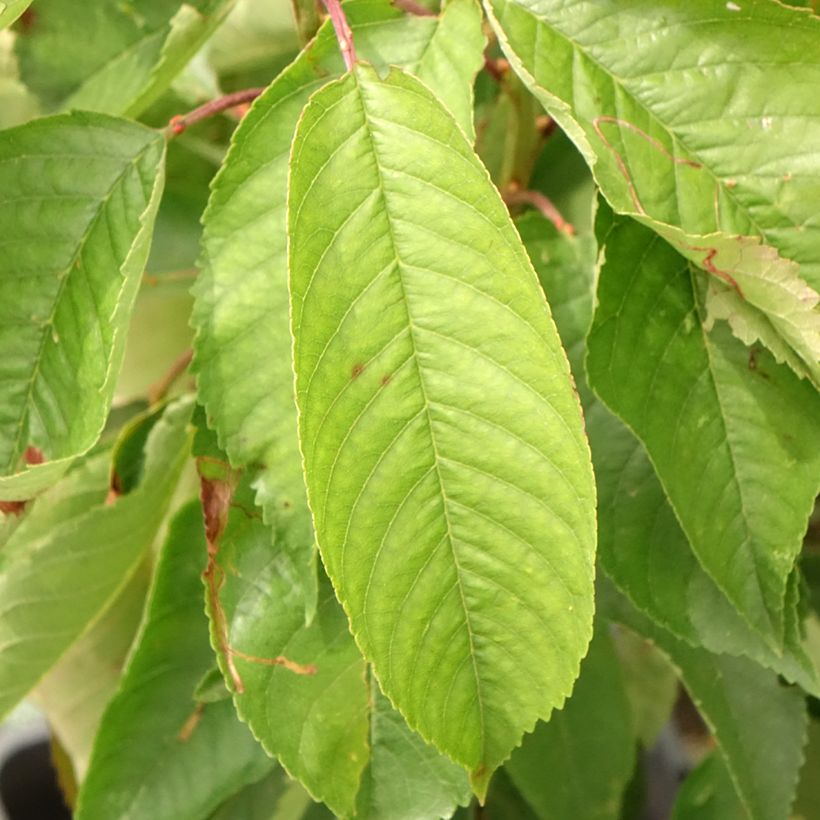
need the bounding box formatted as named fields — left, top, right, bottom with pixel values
left=503, top=188, right=575, bottom=235
left=149, top=349, right=193, bottom=404
left=320, top=0, right=357, bottom=71
left=166, top=88, right=266, bottom=137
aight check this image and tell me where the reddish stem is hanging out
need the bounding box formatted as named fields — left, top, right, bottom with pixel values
left=391, top=0, right=436, bottom=15
left=166, top=88, right=265, bottom=137
left=503, top=189, right=575, bottom=235
left=149, top=348, right=193, bottom=404
left=321, top=0, right=357, bottom=71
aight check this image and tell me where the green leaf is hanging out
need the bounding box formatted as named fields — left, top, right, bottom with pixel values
left=586, top=205, right=820, bottom=646
left=0, top=0, right=30, bottom=29
left=355, top=677, right=470, bottom=820
left=192, top=0, right=485, bottom=614
left=289, top=0, right=322, bottom=45
left=0, top=112, right=166, bottom=499
left=671, top=754, right=747, bottom=820
left=76, top=500, right=273, bottom=820
left=288, top=64, right=596, bottom=793
left=515, top=213, right=596, bottom=403
left=0, top=397, right=193, bottom=719
left=206, top=470, right=482, bottom=818
left=484, top=0, right=820, bottom=378
left=15, top=0, right=236, bottom=117
left=203, top=473, right=369, bottom=817
left=518, top=206, right=820, bottom=691
left=604, top=588, right=808, bottom=820
left=590, top=401, right=820, bottom=695
left=611, top=627, right=677, bottom=748
left=794, top=719, right=820, bottom=820
left=475, top=72, right=543, bottom=192
left=206, top=0, right=300, bottom=76
left=506, top=625, right=636, bottom=820
left=31, top=564, right=149, bottom=785
left=0, top=30, right=38, bottom=129
left=208, top=768, right=334, bottom=820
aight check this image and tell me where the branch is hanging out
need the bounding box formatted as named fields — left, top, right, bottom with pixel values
left=321, top=0, right=357, bottom=71
left=149, top=349, right=193, bottom=404
left=166, top=88, right=265, bottom=137
left=503, top=188, right=575, bottom=236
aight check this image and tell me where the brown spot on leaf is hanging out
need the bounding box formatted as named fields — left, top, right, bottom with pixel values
left=0, top=500, right=26, bottom=516
left=24, top=446, right=44, bottom=465
left=351, top=363, right=364, bottom=379
left=17, top=8, right=37, bottom=32
left=380, top=373, right=391, bottom=386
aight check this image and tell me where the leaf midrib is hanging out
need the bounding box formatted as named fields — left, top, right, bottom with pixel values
left=4, top=136, right=160, bottom=473
left=353, top=71, right=487, bottom=761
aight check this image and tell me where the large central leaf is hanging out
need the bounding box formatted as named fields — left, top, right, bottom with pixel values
left=288, top=64, right=596, bottom=790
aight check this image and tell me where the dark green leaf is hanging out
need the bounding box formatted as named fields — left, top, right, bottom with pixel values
left=587, top=205, right=820, bottom=646
left=192, top=0, right=485, bottom=615
left=507, top=625, right=636, bottom=820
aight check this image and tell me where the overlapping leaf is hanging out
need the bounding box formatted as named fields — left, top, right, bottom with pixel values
left=208, top=768, right=333, bottom=819
left=205, top=470, right=470, bottom=818
left=0, top=112, right=165, bottom=498
left=604, top=587, right=808, bottom=820
left=32, top=565, right=148, bottom=785
left=0, top=29, right=38, bottom=129
left=0, top=397, right=192, bottom=719
left=76, top=501, right=274, bottom=820
left=192, top=0, right=485, bottom=613
left=586, top=206, right=820, bottom=646
left=288, top=65, right=596, bottom=792
left=15, top=0, right=236, bottom=116
left=506, top=626, right=635, bottom=820
left=590, top=401, right=820, bottom=693
left=522, top=210, right=819, bottom=690
left=355, top=680, right=470, bottom=820
left=484, top=0, right=820, bottom=380
left=671, top=754, right=747, bottom=820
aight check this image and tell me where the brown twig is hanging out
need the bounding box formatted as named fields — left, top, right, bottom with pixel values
left=320, top=0, right=357, bottom=70
left=483, top=56, right=510, bottom=83
left=148, top=349, right=193, bottom=405
left=166, top=88, right=265, bottom=137
left=503, top=188, right=575, bottom=235
left=199, top=471, right=317, bottom=695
